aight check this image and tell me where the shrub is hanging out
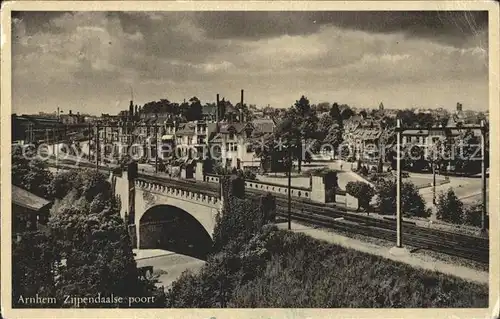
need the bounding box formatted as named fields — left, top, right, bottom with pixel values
left=168, top=225, right=488, bottom=308
left=237, top=169, right=257, bottom=181
left=436, top=189, right=464, bottom=224
left=259, top=193, right=276, bottom=223
left=171, top=167, right=181, bottom=178
left=463, top=203, right=483, bottom=227
left=376, top=179, right=430, bottom=217
left=229, top=230, right=488, bottom=308
left=346, top=181, right=375, bottom=212
left=221, top=174, right=245, bottom=200
left=360, top=166, right=369, bottom=176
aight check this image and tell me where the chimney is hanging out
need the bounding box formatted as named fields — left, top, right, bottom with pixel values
left=135, top=105, right=138, bottom=117
left=240, top=89, right=244, bottom=122
left=69, top=110, right=73, bottom=115
left=216, top=94, right=220, bottom=123
left=129, top=100, right=134, bottom=121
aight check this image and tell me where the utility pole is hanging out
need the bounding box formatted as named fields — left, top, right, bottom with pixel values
left=54, top=126, right=59, bottom=172
left=428, top=131, right=437, bottom=205
left=287, top=146, right=292, bottom=230
left=155, top=124, right=159, bottom=174
left=480, top=120, right=487, bottom=232
left=396, top=119, right=402, bottom=248
left=88, top=122, right=92, bottom=160
left=432, top=158, right=436, bottom=205
left=103, top=125, right=107, bottom=161
left=52, top=127, right=56, bottom=158
left=95, top=123, right=100, bottom=170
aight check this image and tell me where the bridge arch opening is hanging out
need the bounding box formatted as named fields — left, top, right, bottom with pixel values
left=139, top=205, right=213, bottom=260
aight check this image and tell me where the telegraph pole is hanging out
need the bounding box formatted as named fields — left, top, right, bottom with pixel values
left=103, top=125, right=107, bottom=161
left=396, top=119, right=402, bottom=248
left=95, top=123, right=100, bottom=170
left=287, top=146, right=292, bottom=230
left=52, top=127, right=56, bottom=157
left=155, top=124, right=159, bottom=174
left=480, top=120, right=487, bottom=232
left=88, top=122, right=92, bottom=160
left=54, top=126, right=59, bottom=172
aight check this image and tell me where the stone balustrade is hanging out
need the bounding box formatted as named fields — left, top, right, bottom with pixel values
left=244, top=180, right=311, bottom=199
left=136, top=179, right=219, bottom=205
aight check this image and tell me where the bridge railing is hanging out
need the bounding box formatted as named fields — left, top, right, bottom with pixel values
left=135, top=179, right=220, bottom=206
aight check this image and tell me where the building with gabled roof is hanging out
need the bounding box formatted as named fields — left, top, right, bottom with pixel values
left=12, top=185, right=52, bottom=234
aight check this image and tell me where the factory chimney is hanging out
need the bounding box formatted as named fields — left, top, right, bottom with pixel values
left=129, top=100, right=134, bottom=121
left=240, top=89, right=244, bottom=122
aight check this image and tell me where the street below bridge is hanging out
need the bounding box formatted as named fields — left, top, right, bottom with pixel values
left=134, top=249, right=206, bottom=288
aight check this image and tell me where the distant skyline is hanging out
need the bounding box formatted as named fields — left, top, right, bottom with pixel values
left=12, top=11, right=488, bottom=115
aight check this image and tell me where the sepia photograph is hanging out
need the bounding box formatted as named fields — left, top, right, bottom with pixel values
left=1, top=2, right=499, bottom=319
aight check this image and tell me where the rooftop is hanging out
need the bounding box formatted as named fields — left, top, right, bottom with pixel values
left=12, top=185, right=52, bottom=211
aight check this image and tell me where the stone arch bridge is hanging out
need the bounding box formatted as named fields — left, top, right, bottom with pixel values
left=110, top=165, right=340, bottom=255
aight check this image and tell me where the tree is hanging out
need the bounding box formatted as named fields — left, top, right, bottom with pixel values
left=346, top=181, right=375, bottom=212
left=340, top=106, right=355, bottom=120
left=329, top=102, right=342, bottom=126
left=376, top=179, right=430, bottom=217
left=257, top=96, right=318, bottom=173
left=317, top=113, right=335, bottom=140
left=47, top=170, right=79, bottom=200
left=323, top=124, right=343, bottom=156
left=291, top=96, right=318, bottom=172
left=259, top=193, right=276, bottom=223
left=12, top=230, right=61, bottom=307
left=436, top=189, right=464, bottom=224
left=396, top=109, right=417, bottom=127
left=15, top=168, right=166, bottom=308
left=453, top=130, right=481, bottom=174
left=463, top=202, right=483, bottom=227
left=213, top=193, right=265, bottom=252
left=158, top=158, right=166, bottom=172
left=12, top=145, right=53, bottom=198
left=186, top=96, right=203, bottom=121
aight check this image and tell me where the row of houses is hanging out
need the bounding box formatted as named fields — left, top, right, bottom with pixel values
left=341, top=106, right=485, bottom=164
left=96, top=100, right=276, bottom=169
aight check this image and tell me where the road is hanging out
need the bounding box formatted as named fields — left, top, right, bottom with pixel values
left=135, top=251, right=206, bottom=288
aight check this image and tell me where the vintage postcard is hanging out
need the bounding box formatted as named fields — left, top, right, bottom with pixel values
left=1, top=1, right=499, bottom=319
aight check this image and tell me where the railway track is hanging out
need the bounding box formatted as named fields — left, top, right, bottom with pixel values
left=136, top=173, right=489, bottom=264
left=47, top=164, right=489, bottom=264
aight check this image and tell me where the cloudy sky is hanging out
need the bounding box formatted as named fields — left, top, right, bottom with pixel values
left=12, top=11, right=488, bottom=115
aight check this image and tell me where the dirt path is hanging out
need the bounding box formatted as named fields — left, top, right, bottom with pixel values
left=277, top=222, right=488, bottom=284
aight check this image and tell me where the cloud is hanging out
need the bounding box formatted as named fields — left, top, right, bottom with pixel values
left=11, top=11, right=489, bottom=114
left=192, top=11, right=488, bottom=48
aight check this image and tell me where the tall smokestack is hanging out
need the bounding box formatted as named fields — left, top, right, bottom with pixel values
left=216, top=94, right=220, bottom=123
left=129, top=101, right=134, bottom=121
left=240, top=89, right=244, bottom=122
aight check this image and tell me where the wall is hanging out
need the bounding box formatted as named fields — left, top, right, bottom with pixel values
left=204, top=173, right=321, bottom=202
